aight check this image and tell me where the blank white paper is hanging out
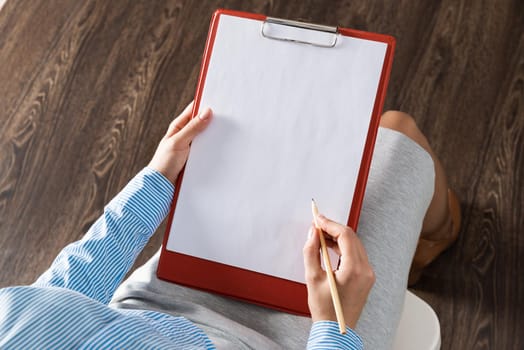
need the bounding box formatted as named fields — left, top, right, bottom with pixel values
left=166, top=14, right=387, bottom=284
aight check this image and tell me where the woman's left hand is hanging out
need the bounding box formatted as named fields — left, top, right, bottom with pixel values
left=149, top=101, right=212, bottom=184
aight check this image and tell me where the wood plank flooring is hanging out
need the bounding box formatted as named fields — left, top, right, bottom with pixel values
left=0, top=0, right=522, bottom=348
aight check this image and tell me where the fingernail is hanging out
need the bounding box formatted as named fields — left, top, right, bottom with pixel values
left=198, top=107, right=212, bottom=120
left=317, top=214, right=325, bottom=222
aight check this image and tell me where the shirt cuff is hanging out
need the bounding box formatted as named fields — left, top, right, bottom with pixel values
left=107, top=167, right=175, bottom=233
left=307, top=321, right=364, bottom=350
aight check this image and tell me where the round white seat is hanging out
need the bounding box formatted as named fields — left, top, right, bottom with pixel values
left=392, top=290, right=441, bottom=350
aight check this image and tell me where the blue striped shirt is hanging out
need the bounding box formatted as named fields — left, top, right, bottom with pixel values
left=0, top=167, right=363, bottom=349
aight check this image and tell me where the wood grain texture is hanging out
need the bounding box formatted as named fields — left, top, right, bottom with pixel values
left=0, top=0, right=522, bottom=348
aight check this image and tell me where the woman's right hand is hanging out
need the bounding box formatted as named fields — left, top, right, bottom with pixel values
left=303, top=214, right=375, bottom=329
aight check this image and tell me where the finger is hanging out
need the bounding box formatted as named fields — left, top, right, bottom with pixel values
left=337, top=235, right=362, bottom=273
left=352, top=235, right=371, bottom=263
left=316, top=214, right=353, bottom=254
left=337, top=230, right=370, bottom=274
left=166, top=101, right=194, bottom=137
left=172, top=107, right=212, bottom=146
left=303, top=225, right=322, bottom=282
left=324, top=239, right=341, bottom=256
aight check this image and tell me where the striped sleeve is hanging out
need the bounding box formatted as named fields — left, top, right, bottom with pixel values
left=33, top=167, right=174, bottom=304
left=307, top=321, right=364, bottom=350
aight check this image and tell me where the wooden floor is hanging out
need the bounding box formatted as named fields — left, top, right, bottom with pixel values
left=0, top=0, right=522, bottom=348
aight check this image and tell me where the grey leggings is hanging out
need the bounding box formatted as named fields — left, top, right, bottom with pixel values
left=111, top=127, right=435, bottom=349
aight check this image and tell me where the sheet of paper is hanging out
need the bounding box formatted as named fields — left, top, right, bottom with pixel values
left=166, top=15, right=387, bottom=284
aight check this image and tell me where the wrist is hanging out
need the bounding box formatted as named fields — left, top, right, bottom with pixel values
left=147, top=162, right=177, bottom=185
left=310, top=307, right=359, bottom=329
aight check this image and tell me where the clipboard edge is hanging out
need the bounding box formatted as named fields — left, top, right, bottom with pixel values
left=347, top=32, right=396, bottom=231
left=158, top=250, right=310, bottom=316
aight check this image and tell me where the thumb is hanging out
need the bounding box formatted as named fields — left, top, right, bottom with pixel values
left=173, top=107, right=212, bottom=145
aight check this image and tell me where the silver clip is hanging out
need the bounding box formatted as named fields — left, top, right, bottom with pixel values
left=261, top=17, right=338, bottom=48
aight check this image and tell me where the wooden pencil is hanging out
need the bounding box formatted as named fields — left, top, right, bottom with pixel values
left=311, top=199, right=346, bottom=334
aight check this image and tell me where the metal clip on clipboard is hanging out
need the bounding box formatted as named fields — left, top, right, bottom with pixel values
left=261, top=17, right=339, bottom=48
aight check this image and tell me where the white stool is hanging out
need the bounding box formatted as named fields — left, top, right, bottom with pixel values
left=392, top=290, right=441, bottom=350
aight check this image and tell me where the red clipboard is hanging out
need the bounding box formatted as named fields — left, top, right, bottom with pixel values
left=157, top=9, right=395, bottom=316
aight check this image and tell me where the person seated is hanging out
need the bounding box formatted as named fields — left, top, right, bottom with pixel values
left=0, top=103, right=460, bottom=349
